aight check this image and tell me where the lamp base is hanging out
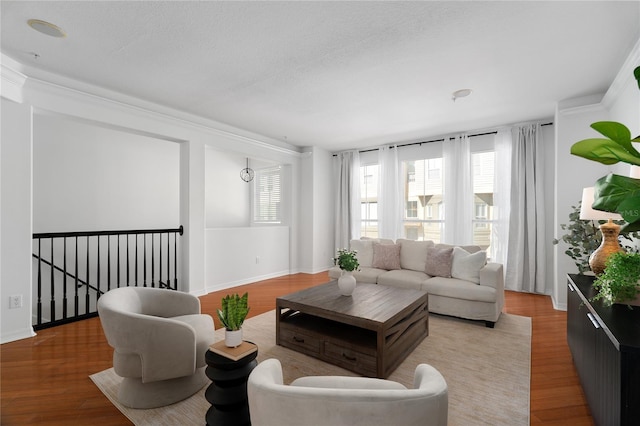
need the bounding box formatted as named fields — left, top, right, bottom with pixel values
left=589, top=219, right=624, bottom=275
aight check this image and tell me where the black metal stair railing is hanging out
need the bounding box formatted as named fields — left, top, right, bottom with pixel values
left=32, top=226, right=183, bottom=330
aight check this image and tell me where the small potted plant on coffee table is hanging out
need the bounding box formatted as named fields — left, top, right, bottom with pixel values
left=334, top=248, right=359, bottom=296
left=217, top=292, right=250, bottom=347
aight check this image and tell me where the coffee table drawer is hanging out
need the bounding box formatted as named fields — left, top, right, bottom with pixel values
left=323, top=341, right=376, bottom=376
left=279, top=326, right=321, bottom=355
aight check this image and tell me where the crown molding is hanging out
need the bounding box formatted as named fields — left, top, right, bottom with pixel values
left=556, top=94, right=606, bottom=117
left=4, top=53, right=303, bottom=158
left=0, top=55, right=27, bottom=103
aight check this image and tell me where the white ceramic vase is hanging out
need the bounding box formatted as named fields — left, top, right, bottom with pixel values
left=338, top=270, right=356, bottom=296
left=225, top=328, right=243, bottom=348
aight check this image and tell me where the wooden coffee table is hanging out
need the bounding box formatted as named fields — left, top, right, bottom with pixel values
left=276, top=281, right=428, bottom=378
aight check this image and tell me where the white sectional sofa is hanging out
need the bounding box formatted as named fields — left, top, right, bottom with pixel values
left=329, top=238, right=504, bottom=327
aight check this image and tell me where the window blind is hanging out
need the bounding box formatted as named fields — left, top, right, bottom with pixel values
left=254, top=166, right=281, bottom=223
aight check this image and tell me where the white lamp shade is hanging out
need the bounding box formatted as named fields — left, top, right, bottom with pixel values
left=579, top=187, right=623, bottom=221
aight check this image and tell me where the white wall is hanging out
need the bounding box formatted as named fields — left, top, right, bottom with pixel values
left=33, top=113, right=180, bottom=232
left=297, top=147, right=335, bottom=273
left=310, top=147, right=336, bottom=274
left=0, top=53, right=305, bottom=342
left=205, top=148, right=250, bottom=228
left=604, top=41, right=640, bottom=138
left=541, top=124, right=556, bottom=296
left=205, top=227, right=289, bottom=291
left=311, top=147, right=335, bottom=272
left=1, top=96, right=36, bottom=343
left=298, top=151, right=314, bottom=272
left=552, top=40, right=640, bottom=310
left=553, top=98, right=611, bottom=310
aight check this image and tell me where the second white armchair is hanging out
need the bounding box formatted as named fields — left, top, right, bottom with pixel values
left=247, top=358, right=448, bottom=426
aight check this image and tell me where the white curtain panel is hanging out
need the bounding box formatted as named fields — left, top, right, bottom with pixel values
left=378, top=145, right=403, bottom=240
left=492, top=129, right=512, bottom=266
left=506, top=124, right=547, bottom=293
left=334, top=151, right=361, bottom=250
left=443, top=134, right=473, bottom=245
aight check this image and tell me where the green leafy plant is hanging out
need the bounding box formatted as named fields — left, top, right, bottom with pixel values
left=592, top=252, right=640, bottom=307
left=553, top=202, right=640, bottom=273
left=334, top=248, right=359, bottom=272
left=217, top=293, right=249, bottom=331
left=570, top=66, right=640, bottom=233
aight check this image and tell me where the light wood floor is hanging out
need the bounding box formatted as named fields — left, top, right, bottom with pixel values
left=1, top=272, right=592, bottom=425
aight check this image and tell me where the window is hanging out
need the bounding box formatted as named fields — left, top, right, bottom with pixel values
left=360, top=164, right=379, bottom=237
left=425, top=204, right=433, bottom=219
left=402, top=159, right=444, bottom=242
left=406, top=201, right=418, bottom=218
left=427, top=159, right=441, bottom=180
left=475, top=202, right=487, bottom=219
left=472, top=151, right=495, bottom=248
left=254, top=166, right=281, bottom=223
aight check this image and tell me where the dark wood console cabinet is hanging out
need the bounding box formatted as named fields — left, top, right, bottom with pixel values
left=567, top=274, right=640, bottom=426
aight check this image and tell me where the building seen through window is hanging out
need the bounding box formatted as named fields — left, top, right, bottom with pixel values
left=359, top=151, right=495, bottom=249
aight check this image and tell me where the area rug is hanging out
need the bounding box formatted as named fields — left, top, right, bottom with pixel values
left=90, top=310, right=531, bottom=425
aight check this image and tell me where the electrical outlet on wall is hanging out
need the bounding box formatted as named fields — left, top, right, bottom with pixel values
left=9, top=295, right=23, bottom=309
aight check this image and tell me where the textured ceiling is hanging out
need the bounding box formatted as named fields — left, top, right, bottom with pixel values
left=1, top=1, right=639, bottom=152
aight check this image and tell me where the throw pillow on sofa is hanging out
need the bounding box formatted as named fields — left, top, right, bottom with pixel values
left=425, top=246, right=454, bottom=278
left=372, top=243, right=402, bottom=270
left=451, top=247, right=487, bottom=284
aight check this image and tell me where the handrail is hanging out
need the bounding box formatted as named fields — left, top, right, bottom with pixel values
left=33, top=225, right=183, bottom=239
left=31, top=253, right=97, bottom=293
left=32, top=225, right=183, bottom=330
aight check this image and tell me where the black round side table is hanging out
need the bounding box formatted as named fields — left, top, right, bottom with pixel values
left=204, top=343, right=258, bottom=426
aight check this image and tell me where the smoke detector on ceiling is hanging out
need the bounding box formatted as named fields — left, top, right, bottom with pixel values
left=452, top=89, right=472, bottom=102
left=28, top=19, right=66, bottom=38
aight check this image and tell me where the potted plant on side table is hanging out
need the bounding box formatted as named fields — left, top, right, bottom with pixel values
left=592, top=252, right=640, bottom=308
left=217, top=292, right=250, bottom=347
left=334, top=248, right=359, bottom=296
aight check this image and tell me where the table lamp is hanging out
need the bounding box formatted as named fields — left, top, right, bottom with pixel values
left=579, top=187, right=624, bottom=275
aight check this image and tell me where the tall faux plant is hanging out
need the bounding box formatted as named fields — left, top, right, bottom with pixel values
left=570, top=66, right=640, bottom=232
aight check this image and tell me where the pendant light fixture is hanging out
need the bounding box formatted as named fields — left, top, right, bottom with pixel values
left=240, top=158, right=254, bottom=182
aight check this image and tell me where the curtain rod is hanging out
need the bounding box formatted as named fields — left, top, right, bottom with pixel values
left=336, top=121, right=554, bottom=156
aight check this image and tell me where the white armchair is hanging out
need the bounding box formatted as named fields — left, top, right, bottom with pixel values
left=247, top=358, right=448, bottom=426
left=97, top=286, right=215, bottom=408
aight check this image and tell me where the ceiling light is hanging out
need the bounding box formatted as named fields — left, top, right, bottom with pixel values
left=240, top=158, right=255, bottom=183
left=452, top=89, right=472, bottom=102
left=28, top=19, right=66, bottom=38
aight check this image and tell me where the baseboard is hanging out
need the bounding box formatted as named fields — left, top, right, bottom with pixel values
left=296, top=266, right=332, bottom=275
left=205, top=270, right=291, bottom=294
left=551, top=294, right=567, bottom=311
left=1, top=326, right=37, bottom=344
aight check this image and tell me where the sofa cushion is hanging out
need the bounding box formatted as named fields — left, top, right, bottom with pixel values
left=354, top=267, right=388, bottom=283
left=377, top=269, right=429, bottom=289
left=350, top=239, right=375, bottom=268
left=425, top=246, right=453, bottom=278
left=451, top=247, right=486, bottom=284
left=372, top=243, right=401, bottom=270
left=397, top=239, right=435, bottom=272
left=422, top=276, right=496, bottom=303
